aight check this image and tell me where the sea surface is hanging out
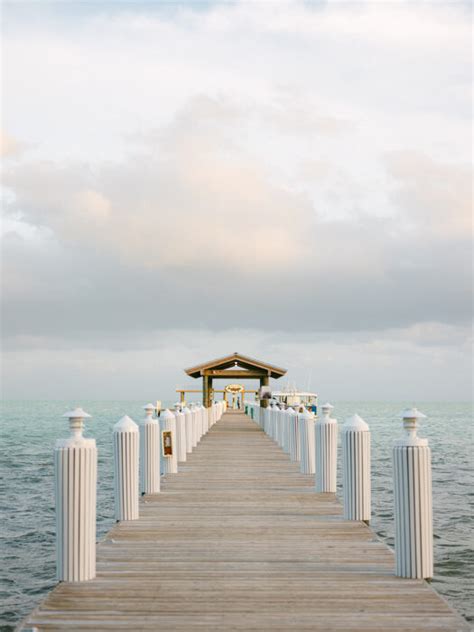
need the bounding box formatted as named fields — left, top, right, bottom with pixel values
left=0, top=400, right=472, bottom=630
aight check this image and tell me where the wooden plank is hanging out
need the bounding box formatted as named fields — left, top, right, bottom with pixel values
left=18, top=411, right=469, bottom=631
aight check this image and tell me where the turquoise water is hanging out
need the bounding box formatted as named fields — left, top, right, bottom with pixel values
left=0, top=400, right=472, bottom=629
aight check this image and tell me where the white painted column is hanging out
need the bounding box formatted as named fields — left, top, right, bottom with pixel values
left=173, top=404, right=187, bottom=463
left=342, top=414, right=371, bottom=521
left=160, top=409, right=178, bottom=475
left=189, top=404, right=197, bottom=448
left=278, top=408, right=285, bottom=447
left=281, top=407, right=288, bottom=453
left=287, top=407, right=298, bottom=461
left=183, top=405, right=193, bottom=453
left=393, top=408, right=433, bottom=579
left=270, top=403, right=278, bottom=441
left=299, top=408, right=316, bottom=474
left=263, top=402, right=272, bottom=436
left=315, top=402, right=337, bottom=493
left=114, top=415, right=139, bottom=522
left=140, top=404, right=160, bottom=495
left=55, top=408, right=97, bottom=582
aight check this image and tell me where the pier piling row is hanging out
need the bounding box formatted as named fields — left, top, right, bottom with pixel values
left=18, top=403, right=468, bottom=631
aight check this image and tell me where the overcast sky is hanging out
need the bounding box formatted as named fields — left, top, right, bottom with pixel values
left=1, top=1, right=472, bottom=402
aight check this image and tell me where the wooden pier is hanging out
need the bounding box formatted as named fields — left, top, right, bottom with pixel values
left=20, top=411, right=469, bottom=631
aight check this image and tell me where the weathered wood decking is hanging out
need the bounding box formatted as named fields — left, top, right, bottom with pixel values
left=20, top=411, right=468, bottom=631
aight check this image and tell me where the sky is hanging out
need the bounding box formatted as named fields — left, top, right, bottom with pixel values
left=1, top=0, right=472, bottom=402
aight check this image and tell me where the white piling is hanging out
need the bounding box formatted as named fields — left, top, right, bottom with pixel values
left=287, top=407, right=299, bottom=461
left=55, top=408, right=97, bottom=582
left=315, top=402, right=337, bottom=493
left=188, top=404, right=197, bottom=448
left=202, top=404, right=209, bottom=434
left=183, top=405, right=193, bottom=453
left=299, top=408, right=315, bottom=474
left=113, top=415, right=139, bottom=522
left=270, top=403, right=278, bottom=441
left=282, top=407, right=290, bottom=453
left=394, top=408, right=433, bottom=579
left=342, top=414, right=371, bottom=521
left=196, top=404, right=204, bottom=441
left=160, top=409, right=178, bottom=475
left=173, top=404, right=187, bottom=463
left=140, top=404, right=160, bottom=495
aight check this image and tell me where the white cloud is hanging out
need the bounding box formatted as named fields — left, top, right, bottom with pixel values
left=1, top=1, right=471, bottom=399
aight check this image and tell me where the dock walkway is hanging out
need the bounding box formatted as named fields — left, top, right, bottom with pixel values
left=20, top=411, right=469, bottom=631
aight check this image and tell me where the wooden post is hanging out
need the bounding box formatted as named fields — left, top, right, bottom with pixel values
left=202, top=375, right=209, bottom=408
left=260, top=375, right=269, bottom=408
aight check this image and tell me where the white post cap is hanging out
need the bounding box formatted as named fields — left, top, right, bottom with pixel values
left=61, top=407, right=92, bottom=442
left=299, top=407, right=313, bottom=420
left=161, top=408, right=175, bottom=420
left=114, top=415, right=138, bottom=432
left=321, top=402, right=334, bottom=413
left=397, top=407, right=428, bottom=446
left=400, top=407, right=427, bottom=420
left=182, top=405, right=191, bottom=413
left=63, top=408, right=91, bottom=419
left=344, top=414, right=369, bottom=431
left=143, top=403, right=155, bottom=412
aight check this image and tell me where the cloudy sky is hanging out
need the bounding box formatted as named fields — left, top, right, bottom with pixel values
left=1, top=0, right=472, bottom=402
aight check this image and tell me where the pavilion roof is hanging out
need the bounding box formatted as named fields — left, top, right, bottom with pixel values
left=184, top=352, right=287, bottom=379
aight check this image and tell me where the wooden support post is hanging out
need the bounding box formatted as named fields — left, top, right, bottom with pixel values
left=260, top=375, right=269, bottom=408
left=203, top=375, right=210, bottom=408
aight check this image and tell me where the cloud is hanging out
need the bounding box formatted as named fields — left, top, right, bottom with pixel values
left=386, top=151, right=472, bottom=238
left=0, top=1, right=472, bottom=399
left=0, top=130, right=24, bottom=158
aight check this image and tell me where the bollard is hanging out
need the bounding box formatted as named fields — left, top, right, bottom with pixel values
left=264, top=405, right=271, bottom=435
left=299, top=408, right=315, bottom=474
left=173, top=404, right=187, bottom=463
left=198, top=403, right=205, bottom=440
left=393, top=408, right=433, bottom=579
left=55, top=408, right=97, bottom=582
left=183, top=405, right=193, bottom=453
left=281, top=408, right=290, bottom=454
left=160, top=409, right=178, bottom=475
left=188, top=404, right=197, bottom=448
left=140, top=404, right=160, bottom=494
left=269, top=403, right=277, bottom=441
left=202, top=404, right=209, bottom=434
left=315, top=403, right=337, bottom=492
left=342, top=414, right=370, bottom=521
left=114, top=415, right=139, bottom=521
left=275, top=407, right=282, bottom=446
left=287, top=407, right=299, bottom=461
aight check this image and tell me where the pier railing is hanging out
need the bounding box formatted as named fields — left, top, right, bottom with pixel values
left=53, top=397, right=432, bottom=586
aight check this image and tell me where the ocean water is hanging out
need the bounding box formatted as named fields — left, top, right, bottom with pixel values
left=0, top=400, right=472, bottom=630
